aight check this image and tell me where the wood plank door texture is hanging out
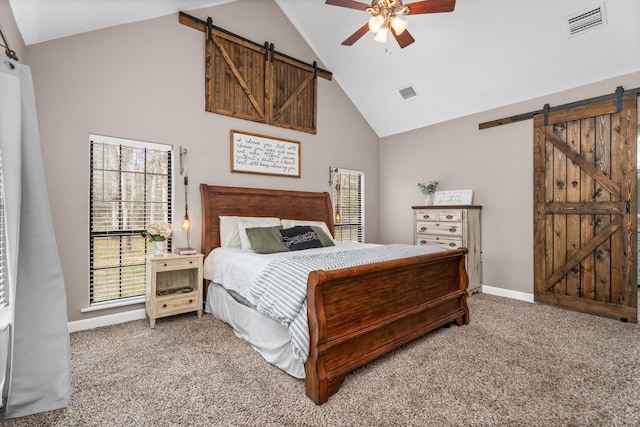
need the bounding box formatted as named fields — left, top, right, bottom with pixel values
left=533, top=95, right=637, bottom=323
left=205, top=30, right=318, bottom=134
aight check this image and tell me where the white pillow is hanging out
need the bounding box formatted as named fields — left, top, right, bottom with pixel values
left=219, top=216, right=241, bottom=248
left=238, top=217, right=281, bottom=250
left=219, top=216, right=280, bottom=248
left=281, top=219, right=334, bottom=242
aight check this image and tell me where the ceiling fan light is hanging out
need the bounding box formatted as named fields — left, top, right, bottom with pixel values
left=368, top=15, right=383, bottom=33
left=391, top=16, right=408, bottom=35
left=374, top=27, right=388, bottom=43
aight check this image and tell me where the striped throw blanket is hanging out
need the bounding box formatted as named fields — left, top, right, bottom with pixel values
left=249, top=244, right=444, bottom=360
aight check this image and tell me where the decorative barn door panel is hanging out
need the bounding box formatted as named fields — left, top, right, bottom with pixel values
left=197, top=15, right=329, bottom=134
left=533, top=96, right=637, bottom=323
left=206, top=34, right=266, bottom=124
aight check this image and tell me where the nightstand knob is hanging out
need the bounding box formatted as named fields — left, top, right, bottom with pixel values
left=163, top=263, right=168, bottom=267
left=189, top=261, right=193, bottom=264
left=162, top=304, right=167, bottom=308
left=189, top=299, right=193, bottom=304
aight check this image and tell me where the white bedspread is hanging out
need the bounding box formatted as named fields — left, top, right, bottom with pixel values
left=203, top=243, right=379, bottom=306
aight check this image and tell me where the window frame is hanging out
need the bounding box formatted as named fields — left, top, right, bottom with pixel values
left=89, top=135, right=172, bottom=307
left=330, top=167, right=364, bottom=243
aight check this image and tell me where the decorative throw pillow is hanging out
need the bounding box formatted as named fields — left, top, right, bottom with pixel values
left=281, top=219, right=334, bottom=244
left=310, top=226, right=335, bottom=247
left=245, top=226, right=289, bottom=254
left=279, top=226, right=323, bottom=251
left=237, top=217, right=281, bottom=250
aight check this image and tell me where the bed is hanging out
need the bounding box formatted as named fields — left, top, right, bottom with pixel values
left=200, top=184, right=470, bottom=405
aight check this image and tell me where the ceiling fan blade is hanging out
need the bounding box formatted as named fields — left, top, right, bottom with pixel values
left=341, top=23, right=370, bottom=46
left=392, top=28, right=416, bottom=48
left=405, top=0, right=456, bottom=14
left=325, top=0, right=370, bottom=11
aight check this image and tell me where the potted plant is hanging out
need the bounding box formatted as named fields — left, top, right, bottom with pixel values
left=417, top=181, right=439, bottom=205
left=142, top=223, right=172, bottom=256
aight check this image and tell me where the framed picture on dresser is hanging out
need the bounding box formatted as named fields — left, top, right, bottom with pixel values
left=433, top=189, right=473, bottom=206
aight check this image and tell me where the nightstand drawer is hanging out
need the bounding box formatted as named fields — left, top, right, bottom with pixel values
left=416, top=235, right=463, bottom=249
left=154, top=257, right=200, bottom=272
left=156, top=293, right=199, bottom=315
left=415, top=221, right=463, bottom=236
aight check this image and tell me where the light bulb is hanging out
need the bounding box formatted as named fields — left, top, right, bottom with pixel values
left=368, top=15, right=383, bottom=33
left=391, top=16, right=408, bottom=35
left=181, top=216, right=191, bottom=231
left=374, top=27, right=388, bottom=43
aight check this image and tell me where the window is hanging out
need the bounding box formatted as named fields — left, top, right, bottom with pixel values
left=90, top=135, right=172, bottom=305
left=330, top=167, right=364, bottom=242
left=0, top=149, right=7, bottom=312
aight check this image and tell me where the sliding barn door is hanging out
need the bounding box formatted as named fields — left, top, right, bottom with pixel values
left=533, top=95, right=637, bottom=323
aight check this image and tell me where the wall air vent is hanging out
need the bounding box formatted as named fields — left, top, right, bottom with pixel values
left=566, top=3, right=606, bottom=37
left=399, top=84, right=418, bottom=100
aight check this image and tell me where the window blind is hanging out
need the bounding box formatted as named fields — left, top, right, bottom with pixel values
left=0, top=150, right=7, bottom=311
left=330, top=168, right=364, bottom=243
left=89, top=135, right=172, bottom=304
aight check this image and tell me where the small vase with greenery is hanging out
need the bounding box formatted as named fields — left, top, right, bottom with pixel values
left=417, top=181, right=439, bottom=205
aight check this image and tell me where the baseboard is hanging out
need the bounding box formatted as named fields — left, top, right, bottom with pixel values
left=66, top=287, right=533, bottom=333
left=68, top=308, right=146, bottom=333
left=481, top=285, right=534, bottom=303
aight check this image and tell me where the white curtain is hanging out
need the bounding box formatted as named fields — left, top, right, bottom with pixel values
left=0, top=54, right=71, bottom=418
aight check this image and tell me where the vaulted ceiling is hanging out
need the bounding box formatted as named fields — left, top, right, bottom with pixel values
left=8, top=0, right=640, bottom=137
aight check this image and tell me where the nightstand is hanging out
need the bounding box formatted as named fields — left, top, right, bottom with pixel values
left=145, top=253, right=204, bottom=328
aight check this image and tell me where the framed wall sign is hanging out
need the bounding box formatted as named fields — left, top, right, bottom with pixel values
left=433, top=190, right=474, bottom=206
left=230, top=130, right=300, bottom=178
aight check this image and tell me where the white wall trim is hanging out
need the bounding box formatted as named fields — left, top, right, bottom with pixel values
left=68, top=308, right=146, bottom=333
left=481, top=285, right=534, bottom=303
left=66, top=288, right=534, bottom=334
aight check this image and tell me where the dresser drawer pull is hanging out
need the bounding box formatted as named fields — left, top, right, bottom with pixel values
left=422, top=214, right=431, bottom=219
left=449, top=242, right=457, bottom=247
left=420, top=240, right=427, bottom=244
left=446, top=214, right=453, bottom=219
left=420, top=226, right=427, bottom=232
left=449, top=228, right=457, bottom=233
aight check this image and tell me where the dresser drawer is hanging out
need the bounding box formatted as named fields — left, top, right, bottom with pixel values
left=436, top=210, right=463, bottom=222
left=416, top=235, right=463, bottom=249
left=156, top=293, right=199, bottom=315
left=153, top=257, right=200, bottom=272
left=414, top=209, right=437, bottom=221
left=415, top=221, right=463, bottom=236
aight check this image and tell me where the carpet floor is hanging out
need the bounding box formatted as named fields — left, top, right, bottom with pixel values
left=2, top=292, right=639, bottom=426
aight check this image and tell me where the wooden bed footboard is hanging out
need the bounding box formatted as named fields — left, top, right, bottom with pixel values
left=305, top=248, right=469, bottom=405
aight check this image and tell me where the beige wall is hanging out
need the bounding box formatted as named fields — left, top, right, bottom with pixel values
left=23, top=0, right=379, bottom=322
left=0, top=0, right=25, bottom=61
left=380, top=71, right=640, bottom=295
left=8, top=0, right=640, bottom=322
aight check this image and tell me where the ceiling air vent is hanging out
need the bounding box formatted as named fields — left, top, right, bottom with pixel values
left=399, top=84, right=418, bottom=100
left=566, top=3, right=606, bottom=37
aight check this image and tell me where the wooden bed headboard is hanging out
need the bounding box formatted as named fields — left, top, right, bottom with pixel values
left=199, top=184, right=335, bottom=257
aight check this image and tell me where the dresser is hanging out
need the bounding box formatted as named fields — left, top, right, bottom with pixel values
left=412, top=206, right=482, bottom=294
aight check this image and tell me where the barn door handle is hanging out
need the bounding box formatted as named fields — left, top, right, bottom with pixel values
left=626, top=200, right=631, bottom=213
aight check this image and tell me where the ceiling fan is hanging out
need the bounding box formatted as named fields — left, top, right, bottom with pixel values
left=325, top=0, right=456, bottom=48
